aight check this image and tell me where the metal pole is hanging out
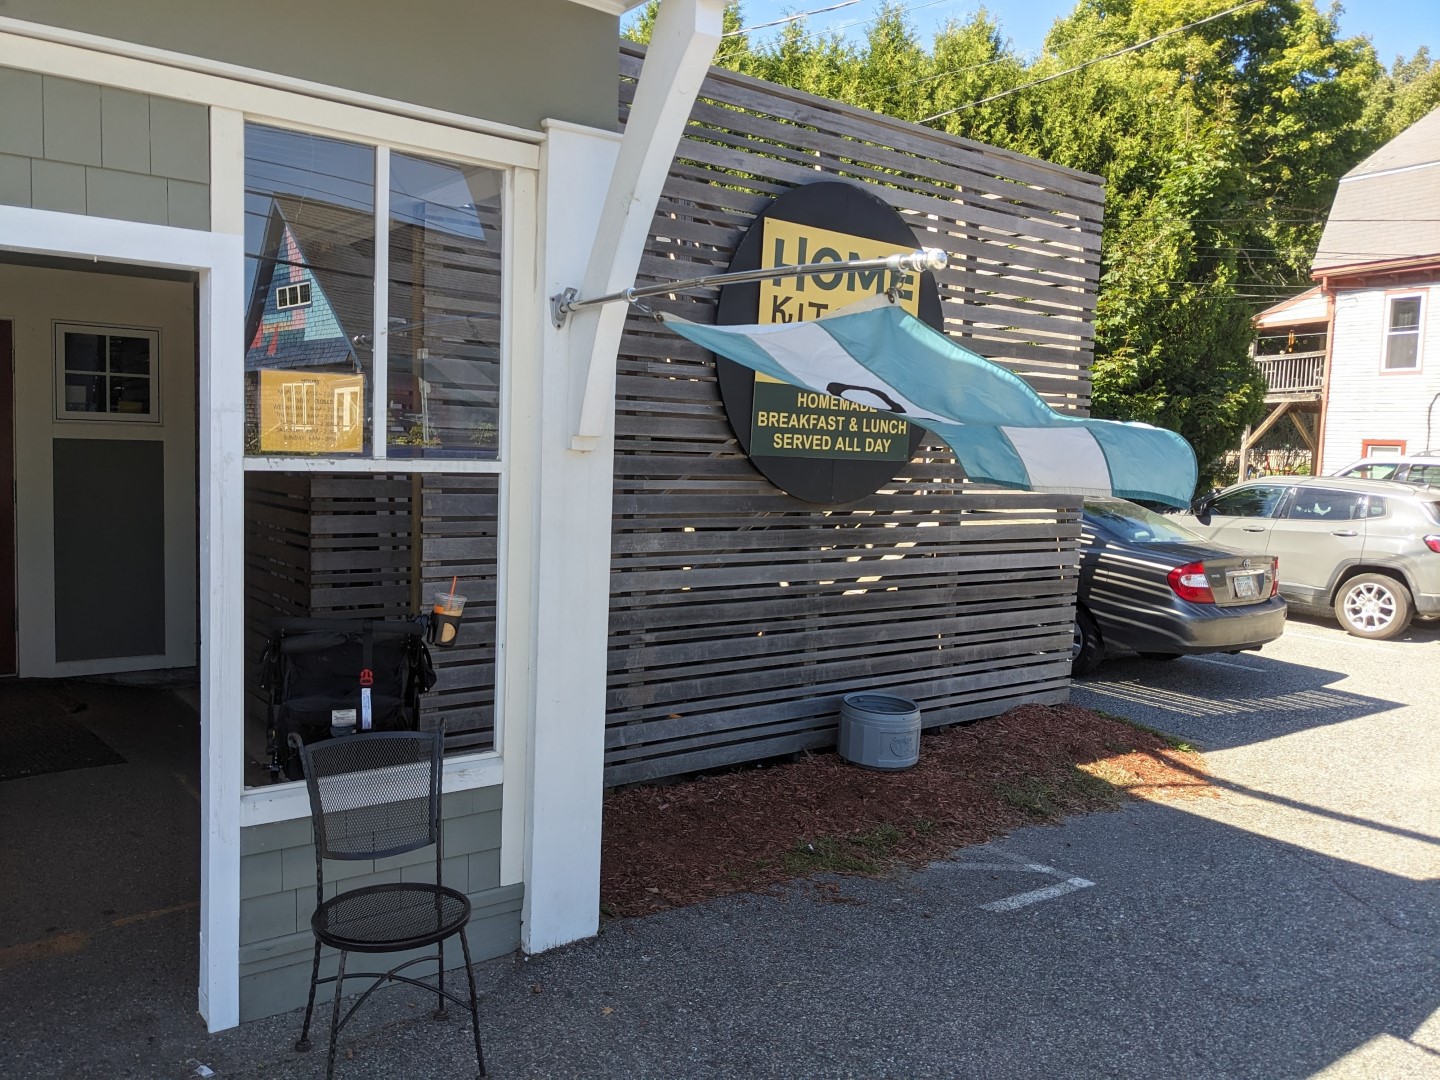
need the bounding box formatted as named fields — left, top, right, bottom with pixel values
left=550, top=247, right=948, bottom=327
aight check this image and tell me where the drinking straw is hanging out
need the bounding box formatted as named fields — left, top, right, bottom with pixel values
left=449, top=575, right=458, bottom=601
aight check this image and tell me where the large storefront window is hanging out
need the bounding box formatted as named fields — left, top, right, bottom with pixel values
left=243, top=125, right=504, bottom=460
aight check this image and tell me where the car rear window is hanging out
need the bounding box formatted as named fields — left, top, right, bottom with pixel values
left=1084, top=499, right=1207, bottom=543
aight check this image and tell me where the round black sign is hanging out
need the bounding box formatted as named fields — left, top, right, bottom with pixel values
left=714, top=181, right=944, bottom=505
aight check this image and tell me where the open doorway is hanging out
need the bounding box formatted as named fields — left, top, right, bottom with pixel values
left=0, top=257, right=202, bottom=1054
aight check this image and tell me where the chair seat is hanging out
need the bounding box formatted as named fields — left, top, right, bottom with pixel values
left=312, top=882, right=471, bottom=953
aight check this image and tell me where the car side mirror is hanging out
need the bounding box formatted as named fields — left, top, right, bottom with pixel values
left=1189, top=490, right=1217, bottom=523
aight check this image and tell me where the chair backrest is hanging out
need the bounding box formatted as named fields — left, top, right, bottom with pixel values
left=292, top=730, right=443, bottom=862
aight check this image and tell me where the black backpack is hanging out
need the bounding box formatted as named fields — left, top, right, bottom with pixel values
left=261, top=617, right=437, bottom=781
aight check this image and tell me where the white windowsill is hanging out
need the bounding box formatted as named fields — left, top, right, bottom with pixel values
left=239, top=749, right=504, bottom=827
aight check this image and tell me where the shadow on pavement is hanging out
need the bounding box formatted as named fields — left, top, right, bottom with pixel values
left=1073, top=651, right=1402, bottom=752
left=182, top=798, right=1438, bottom=1080
left=1, top=670, right=1435, bottom=1079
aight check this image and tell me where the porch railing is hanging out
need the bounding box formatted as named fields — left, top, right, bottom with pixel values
left=1254, top=350, right=1325, bottom=395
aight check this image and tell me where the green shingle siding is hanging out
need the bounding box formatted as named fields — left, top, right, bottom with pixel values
left=236, top=785, right=517, bottom=1022
left=0, top=68, right=208, bottom=228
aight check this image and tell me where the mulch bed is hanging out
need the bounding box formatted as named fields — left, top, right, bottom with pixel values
left=600, top=703, right=1212, bottom=918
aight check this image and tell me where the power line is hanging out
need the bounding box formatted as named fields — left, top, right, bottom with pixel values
left=722, top=1, right=861, bottom=38
left=918, top=0, right=1265, bottom=123
left=817, top=0, right=961, bottom=36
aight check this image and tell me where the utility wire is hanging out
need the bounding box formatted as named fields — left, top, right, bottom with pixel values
left=722, top=1, right=861, bottom=38
left=819, top=0, right=960, bottom=36
left=919, top=0, right=1265, bottom=123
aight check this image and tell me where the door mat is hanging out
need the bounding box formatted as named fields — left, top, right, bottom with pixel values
left=0, top=710, right=126, bottom=782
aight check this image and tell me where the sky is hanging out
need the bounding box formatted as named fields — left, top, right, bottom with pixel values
left=715, top=0, right=1439, bottom=67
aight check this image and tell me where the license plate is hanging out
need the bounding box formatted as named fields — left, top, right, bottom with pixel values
left=1232, top=573, right=1259, bottom=599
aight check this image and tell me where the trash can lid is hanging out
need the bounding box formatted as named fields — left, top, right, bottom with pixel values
left=841, top=692, right=919, bottom=714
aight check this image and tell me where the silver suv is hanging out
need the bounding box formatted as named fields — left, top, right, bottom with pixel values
left=1331, top=453, right=1440, bottom=486
left=1176, top=476, right=1440, bottom=639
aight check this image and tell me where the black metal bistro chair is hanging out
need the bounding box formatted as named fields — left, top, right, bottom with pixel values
left=289, top=730, right=485, bottom=1078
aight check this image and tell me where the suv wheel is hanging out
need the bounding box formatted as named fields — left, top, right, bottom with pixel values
left=1072, top=607, right=1104, bottom=676
left=1334, top=573, right=1414, bottom=640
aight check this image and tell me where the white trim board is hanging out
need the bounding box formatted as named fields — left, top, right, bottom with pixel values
left=0, top=203, right=246, bottom=1035
left=241, top=753, right=504, bottom=827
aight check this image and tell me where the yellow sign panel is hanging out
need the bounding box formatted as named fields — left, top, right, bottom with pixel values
left=749, top=218, right=918, bottom=462
left=757, top=218, right=922, bottom=328
left=257, top=369, right=365, bottom=454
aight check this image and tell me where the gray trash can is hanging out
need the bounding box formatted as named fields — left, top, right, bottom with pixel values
left=837, top=692, right=921, bottom=769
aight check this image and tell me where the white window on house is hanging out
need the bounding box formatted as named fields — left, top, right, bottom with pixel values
left=1361, top=441, right=1404, bottom=459
left=54, top=323, right=160, bottom=421
left=1383, top=294, right=1423, bottom=371
left=275, top=282, right=312, bottom=310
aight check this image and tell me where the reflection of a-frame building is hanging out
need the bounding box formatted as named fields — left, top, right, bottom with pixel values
left=244, top=193, right=502, bottom=457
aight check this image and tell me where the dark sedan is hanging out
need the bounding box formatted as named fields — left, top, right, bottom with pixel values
left=1072, top=497, right=1287, bottom=675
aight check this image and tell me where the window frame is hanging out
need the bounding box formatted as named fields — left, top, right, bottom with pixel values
left=53, top=322, right=162, bottom=424
left=241, top=120, right=526, bottom=476
left=274, top=281, right=312, bottom=310
left=1360, top=438, right=1405, bottom=458
left=1380, top=291, right=1424, bottom=374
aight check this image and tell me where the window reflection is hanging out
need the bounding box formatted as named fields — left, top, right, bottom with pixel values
left=385, top=153, right=504, bottom=458
left=243, top=125, right=375, bottom=455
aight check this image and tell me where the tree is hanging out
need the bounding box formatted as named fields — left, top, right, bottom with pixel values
left=623, top=0, right=1427, bottom=490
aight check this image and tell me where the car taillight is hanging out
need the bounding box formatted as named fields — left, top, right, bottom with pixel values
left=1425, top=536, right=1440, bottom=554
left=1271, top=557, right=1279, bottom=596
left=1167, top=561, right=1215, bottom=604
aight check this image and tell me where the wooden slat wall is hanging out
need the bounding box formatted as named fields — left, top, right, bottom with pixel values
left=244, top=473, right=315, bottom=746
left=419, top=474, right=500, bottom=750
left=604, top=49, right=1095, bottom=785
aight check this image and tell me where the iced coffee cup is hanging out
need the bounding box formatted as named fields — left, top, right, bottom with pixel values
left=430, top=593, right=466, bottom=647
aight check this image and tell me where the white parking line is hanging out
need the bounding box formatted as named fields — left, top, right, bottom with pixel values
left=980, top=877, right=1095, bottom=913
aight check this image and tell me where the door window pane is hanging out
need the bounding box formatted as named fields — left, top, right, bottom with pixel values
left=64, top=333, right=105, bottom=372
left=1286, top=490, right=1365, bottom=520
left=1211, top=485, right=1287, bottom=518
left=244, top=125, right=375, bottom=456
left=55, top=327, right=157, bottom=420
left=385, top=153, right=504, bottom=458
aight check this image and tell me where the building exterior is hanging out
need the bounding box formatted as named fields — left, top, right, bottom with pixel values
left=1250, top=106, right=1440, bottom=475
left=0, top=0, right=728, bottom=1030
left=0, top=0, right=1111, bottom=1037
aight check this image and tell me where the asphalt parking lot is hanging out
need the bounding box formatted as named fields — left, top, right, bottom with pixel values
left=5, top=612, right=1437, bottom=1079
left=183, top=611, right=1438, bottom=1079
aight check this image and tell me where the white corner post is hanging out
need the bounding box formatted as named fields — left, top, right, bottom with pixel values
left=199, top=106, right=247, bottom=1031
left=521, top=0, right=723, bottom=953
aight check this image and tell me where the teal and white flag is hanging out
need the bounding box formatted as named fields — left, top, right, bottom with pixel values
left=660, top=295, right=1198, bottom=508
